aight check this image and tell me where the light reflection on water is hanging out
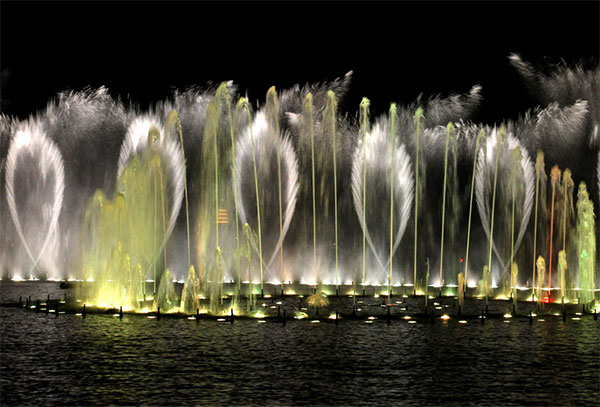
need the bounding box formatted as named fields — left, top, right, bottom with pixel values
left=1, top=285, right=599, bottom=406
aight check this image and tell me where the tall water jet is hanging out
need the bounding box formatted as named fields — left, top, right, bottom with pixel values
left=561, top=169, right=574, bottom=253
left=486, top=127, right=503, bottom=304
left=532, top=152, right=548, bottom=301
left=509, top=147, right=522, bottom=271
left=301, top=93, right=318, bottom=287
left=351, top=113, right=414, bottom=287
left=322, top=91, right=340, bottom=290
left=197, top=85, right=240, bottom=309
left=548, top=165, right=561, bottom=290
left=359, top=98, right=370, bottom=288
left=575, top=182, right=596, bottom=305
left=167, top=111, right=192, bottom=272
left=219, top=84, right=241, bottom=252
left=388, top=104, right=398, bottom=300
left=265, top=87, right=285, bottom=291
left=438, top=122, right=460, bottom=289
left=413, top=108, right=425, bottom=294
left=464, top=129, right=486, bottom=290
left=5, top=121, right=65, bottom=280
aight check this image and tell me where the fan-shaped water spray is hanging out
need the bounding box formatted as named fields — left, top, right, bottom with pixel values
left=476, top=127, right=535, bottom=283
left=5, top=121, right=65, bottom=280
left=351, top=115, right=414, bottom=285
left=235, top=111, right=299, bottom=284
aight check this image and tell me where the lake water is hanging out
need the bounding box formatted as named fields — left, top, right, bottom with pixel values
left=1, top=282, right=598, bottom=406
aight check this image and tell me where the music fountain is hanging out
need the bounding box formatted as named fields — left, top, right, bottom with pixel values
left=1, top=58, right=599, bottom=325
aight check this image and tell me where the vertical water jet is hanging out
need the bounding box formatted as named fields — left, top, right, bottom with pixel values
left=302, top=94, right=318, bottom=287
left=486, top=127, right=506, bottom=304
left=558, top=250, right=567, bottom=303
left=265, top=87, right=284, bottom=290
left=413, top=108, right=425, bottom=294
left=536, top=256, right=545, bottom=305
left=360, top=98, right=370, bottom=288
left=235, top=98, right=264, bottom=290
left=388, top=104, right=398, bottom=302
left=323, top=91, right=339, bottom=290
left=548, top=165, right=561, bottom=290
left=438, top=122, right=455, bottom=289
left=464, top=129, right=485, bottom=290
left=576, top=182, right=596, bottom=305
left=532, top=152, right=548, bottom=301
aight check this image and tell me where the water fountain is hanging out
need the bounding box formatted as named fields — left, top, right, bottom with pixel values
left=475, top=126, right=535, bottom=297
left=1, top=57, right=598, bottom=318
left=4, top=121, right=64, bottom=281
left=235, top=107, right=299, bottom=288
left=350, top=108, right=414, bottom=288
left=77, top=115, right=184, bottom=310
left=576, top=182, right=596, bottom=305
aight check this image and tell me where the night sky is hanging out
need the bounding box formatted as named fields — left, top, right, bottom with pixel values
left=2, top=1, right=598, bottom=123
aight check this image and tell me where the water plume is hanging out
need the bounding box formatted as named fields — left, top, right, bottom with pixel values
left=438, top=122, right=460, bottom=287
left=464, top=129, right=486, bottom=287
left=531, top=151, right=548, bottom=300
left=156, top=268, right=178, bottom=313
left=180, top=265, right=200, bottom=314
left=117, top=115, right=185, bottom=253
left=548, top=165, right=561, bottom=287
left=476, top=127, right=535, bottom=282
left=5, top=121, right=65, bottom=280
left=79, top=143, right=173, bottom=309
left=558, top=250, right=567, bottom=303
left=235, top=110, right=299, bottom=284
left=536, top=256, right=545, bottom=303
left=576, top=182, right=596, bottom=304
left=351, top=114, right=414, bottom=285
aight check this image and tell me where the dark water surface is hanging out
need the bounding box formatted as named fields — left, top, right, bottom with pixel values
left=1, top=283, right=599, bottom=406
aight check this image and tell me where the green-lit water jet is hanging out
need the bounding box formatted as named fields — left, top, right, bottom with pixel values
left=438, top=122, right=456, bottom=288
left=360, top=97, right=370, bottom=289
left=576, top=182, right=596, bottom=305
left=413, top=108, right=425, bottom=295
left=548, top=165, right=561, bottom=290
left=323, top=91, right=339, bottom=290
left=558, top=250, right=567, bottom=303
left=486, top=127, right=506, bottom=304
left=388, top=103, right=397, bottom=301
left=301, top=93, right=317, bottom=287
left=532, top=151, right=548, bottom=301
left=536, top=256, right=545, bottom=305
left=235, top=98, right=264, bottom=291
left=464, top=129, right=485, bottom=291
left=265, top=87, right=285, bottom=291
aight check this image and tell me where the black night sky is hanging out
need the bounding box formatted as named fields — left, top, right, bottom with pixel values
left=2, top=1, right=598, bottom=122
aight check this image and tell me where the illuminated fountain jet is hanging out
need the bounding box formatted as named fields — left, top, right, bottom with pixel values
left=4, top=121, right=65, bottom=281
